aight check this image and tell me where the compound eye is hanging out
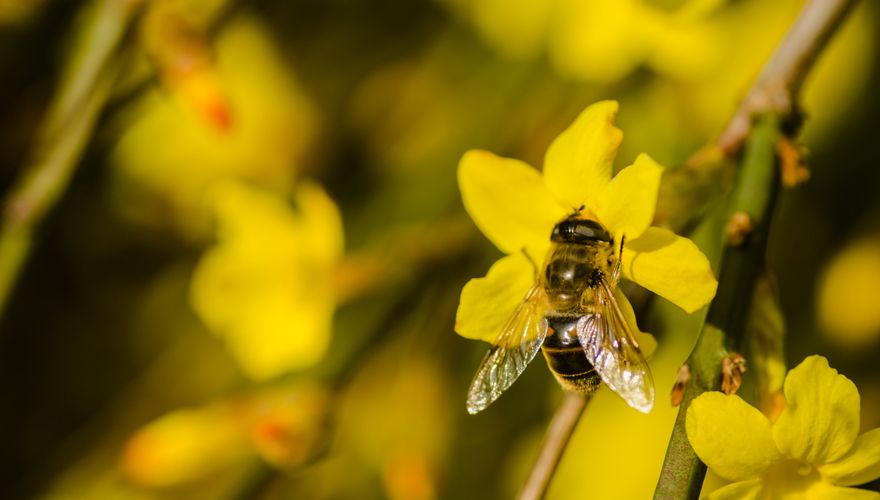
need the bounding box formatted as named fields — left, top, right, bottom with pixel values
left=551, top=220, right=575, bottom=241
left=550, top=218, right=611, bottom=243
left=573, top=220, right=611, bottom=242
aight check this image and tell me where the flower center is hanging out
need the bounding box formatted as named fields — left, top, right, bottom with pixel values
left=763, top=459, right=819, bottom=497
left=796, top=462, right=814, bottom=477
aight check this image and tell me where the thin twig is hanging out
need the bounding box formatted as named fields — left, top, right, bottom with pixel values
left=0, top=0, right=143, bottom=319
left=654, top=0, right=858, bottom=498
left=717, top=0, right=858, bottom=155
left=518, top=392, right=589, bottom=500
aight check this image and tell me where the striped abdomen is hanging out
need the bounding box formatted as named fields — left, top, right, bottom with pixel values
left=541, top=317, right=601, bottom=394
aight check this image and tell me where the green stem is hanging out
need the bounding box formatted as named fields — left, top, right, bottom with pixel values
left=654, top=0, right=859, bottom=495
left=654, top=118, right=780, bottom=499
left=655, top=326, right=729, bottom=499
left=707, top=117, right=780, bottom=344
left=0, top=0, right=143, bottom=319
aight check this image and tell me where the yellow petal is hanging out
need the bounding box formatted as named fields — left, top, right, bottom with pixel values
left=621, top=227, right=717, bottom=313
left=459, top=150, right=565, bottom=255
left=295, top=182, right=345, bottom=265
left=705, top=479, right=762, bottom=500
left=595, top=153, right=663, bottom=240
left=806, top=483, right=880, bottom=499
left=686, top=392, right=781, bottom=481
left=543, top=100, right=622, bottom=209
left=122, top=406, right=249, bottom=487
left=231, top=297, right=334, bottom=380
left=547, top=1, right=640, bottom=83
left=190, top=181, right=340, bottom=380
left=819, top=428, right=880, bottom=487
left=817, top=239, right=880, bottom=349
left=773, top=356, right=860, bottom=464
left=110, top=17, right=317, bottom=236
left=455, top=254, right=535, bottom=343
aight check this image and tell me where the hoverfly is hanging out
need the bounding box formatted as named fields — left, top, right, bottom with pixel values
left=466, top=213, right=654, bottom=414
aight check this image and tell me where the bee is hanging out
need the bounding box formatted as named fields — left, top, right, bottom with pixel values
left=466, top=214, right=654, bottom=414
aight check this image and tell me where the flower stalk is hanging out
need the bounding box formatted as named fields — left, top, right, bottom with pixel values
left=718, top=0, right=858, bottom=155
left=0, top=0, right=143, bottom=320
left=518, top=392, right=589, bottom=500
left=654, top=117, right=780, bottom=499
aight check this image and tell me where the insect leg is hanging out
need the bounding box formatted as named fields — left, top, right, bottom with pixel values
left=612, top=234, right=626, bottom=284
left=521, top=247, right=539, bottom=281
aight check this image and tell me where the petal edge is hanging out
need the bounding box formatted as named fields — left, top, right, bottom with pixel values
left=621, top=227, right=717, bottom=313
left=456, top=254, right=536, bottom=343
left=773, top=355, right=860, bottom=465
left=819, top=428, right=880, bottom=487
left=543, top=101, right=622, bottom=210
left=596, top=153, right=664, bottom=240
left=459, top=150, right=564, bottom=255
left=686, top=392, right=781, bottom=482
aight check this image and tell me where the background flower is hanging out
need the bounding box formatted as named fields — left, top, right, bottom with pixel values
left=818, top=239, right=880, bottom=350
left=110, top=14, right=317, bottom=237
left=190, top=180, right=343, bottom=380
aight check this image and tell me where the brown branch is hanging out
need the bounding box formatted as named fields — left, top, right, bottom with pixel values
left=717, top=0, right=858, bottom=155
left=518, top=392, right=589, bottom=500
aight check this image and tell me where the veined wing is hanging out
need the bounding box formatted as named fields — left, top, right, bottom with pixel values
left=576, top=282, right=654, bottom=413
left=466, top=285, right=548, bottom=415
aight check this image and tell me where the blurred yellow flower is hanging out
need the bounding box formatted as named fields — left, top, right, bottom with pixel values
left=549, top=0, right=724, bottom=83
left=122, top=382, right=329, bottom=488
left=140, top=1, right=233, bottom=132
left=441, top=0, right=555, bottom=59
left=442, top=0, right=724, bottom=83
left=111, top=14, right=317, bottom=235
left=190, top=180, right=343, bottom=380
left=248, top=384, right=331, bottom=468
left=818, top=239, right=880, bottom=350
left=456, top=100, right=717, bottom=345
left=122, top=404, right=250, bottom=488
left=337, top=346, right=452, bottom=500
left=441, top=0, right=874, bottom=165
left=687, top=356, right=880, bottom=499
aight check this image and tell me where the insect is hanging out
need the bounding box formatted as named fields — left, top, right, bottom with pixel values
left=466, top=213, right=654, bottom=414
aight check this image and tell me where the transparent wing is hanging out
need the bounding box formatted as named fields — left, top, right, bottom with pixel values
left=576, top=282, right=654, bottom=413
left=466, top=285, right=548, bottom=415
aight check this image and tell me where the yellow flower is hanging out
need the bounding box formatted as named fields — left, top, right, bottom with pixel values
left=122, top=382, right=329, bottom=487
left=817, top=239, right=880, bottom=350
left=190, top=180, right=343, bottom=380
left=111, top=15, right=317, bottom=236
left=122, top=404, right=250, bottom=488
left=687, top=355, right=880, bottom=499
left=456, top=100, right=717, bottom=344
left=440, top=0, right=724, bottom=83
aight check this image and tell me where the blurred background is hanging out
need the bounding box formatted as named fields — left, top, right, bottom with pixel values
left=0, top=0, right=878, bottom=498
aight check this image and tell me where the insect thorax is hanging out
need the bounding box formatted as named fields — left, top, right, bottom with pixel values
left=542, top=240, right=614, bottom=314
